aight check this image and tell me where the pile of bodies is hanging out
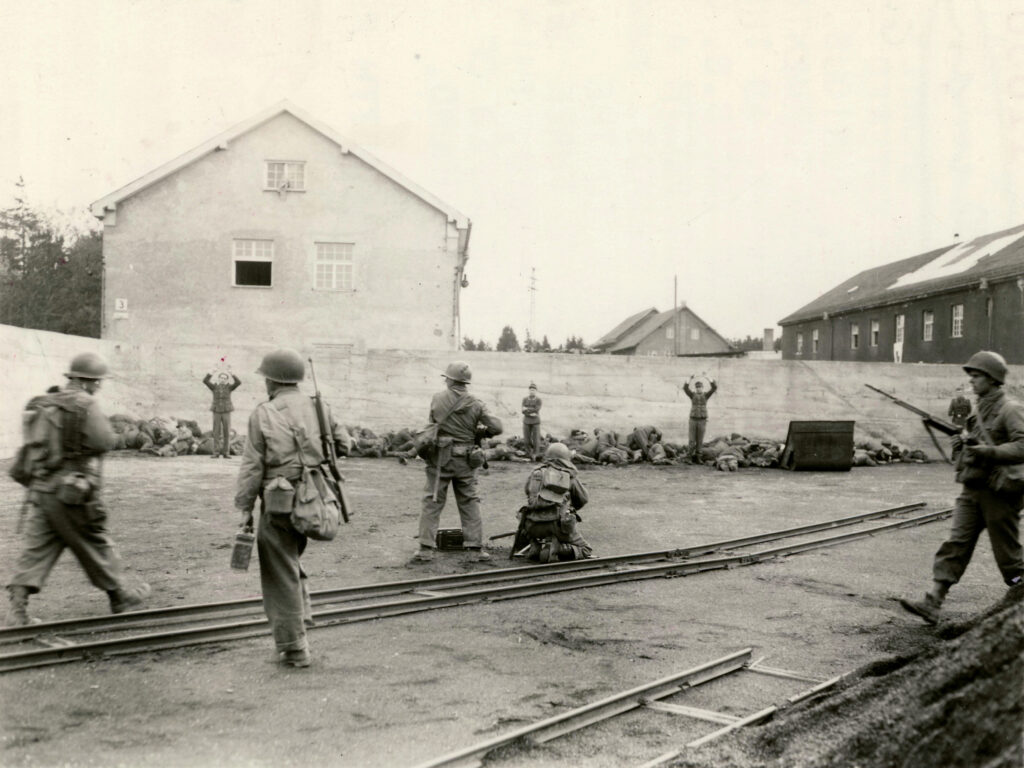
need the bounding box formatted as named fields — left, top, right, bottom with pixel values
left=108, top=415, right=244, bottom=457
left=105, top=416, right=932, bottom=469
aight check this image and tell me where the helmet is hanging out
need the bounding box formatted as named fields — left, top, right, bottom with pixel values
left=963, top=350, right=1007, bottom=385
left=442, top=361, right=472, bottom=384
left=64, top=352, right=109, bottom=380
left=544, top=442, right=572, bottom=463
left=257, top=349, right=305, bottom=383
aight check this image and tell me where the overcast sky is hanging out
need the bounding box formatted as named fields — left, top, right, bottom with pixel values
left=3, top=0, right=1022, bottom=347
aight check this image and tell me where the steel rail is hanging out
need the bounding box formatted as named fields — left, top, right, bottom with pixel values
left=0, top=507, right=950, bottom=673
left=0, top=502, right=926, bottom=643
left=409, top=648, right=756, bottom=768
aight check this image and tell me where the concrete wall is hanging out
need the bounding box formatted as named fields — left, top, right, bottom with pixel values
left=5, top=323, right=1024, bottom=460
left=101, top=112, right=462, bottom=352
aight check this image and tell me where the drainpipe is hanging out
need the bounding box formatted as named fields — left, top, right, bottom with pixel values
left=452, top=220, right=472, bottom=349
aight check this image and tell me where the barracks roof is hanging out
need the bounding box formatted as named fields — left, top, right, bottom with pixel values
left=778, top=222, right=1024, bottom=326
left=90, top=100, right=470, bottom=228
left=592, top=307, right=659, bottom=350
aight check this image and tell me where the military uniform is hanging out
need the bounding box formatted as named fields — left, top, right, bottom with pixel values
left=683, top=379, right=717, bottom=462
left=518, top=445, right=593, bottom=561
left=902, top=351, right=1024, bottom=625
left=235, top=381, right=350, bottom=664
left=415, top=363, right=503, bottom=560
left=204, top=372, right=242, bottom=457
left=522, top=386, right=542, bottom=460
left=6, top=354, right=149, bottom=625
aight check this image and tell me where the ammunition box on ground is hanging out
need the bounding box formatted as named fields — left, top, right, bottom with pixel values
left=436, top=528, right=464, bottom=550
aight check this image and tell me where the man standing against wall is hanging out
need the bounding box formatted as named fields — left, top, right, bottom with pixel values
left=412, top=362, right=503, bottom=563
left=522, top=382, right=542, bottom=461
left=684, top=374, right=718, bottom=463
left=203, top=368, right=242, bottom=458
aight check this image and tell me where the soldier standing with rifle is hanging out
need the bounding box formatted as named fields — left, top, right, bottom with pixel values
left=412, top=361, right=503, bottom=563
left=234, top=349, right=351, bottom=667
left=897, top=351, right=1024, bottom=624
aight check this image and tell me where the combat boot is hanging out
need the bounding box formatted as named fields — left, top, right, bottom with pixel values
left=108, top=582, right=152, bottom=614
left=280, top=648, right=311, bottom=668
left=899, top=592, right=942, bottom=625
left=5, top=586, right=31, bottom=627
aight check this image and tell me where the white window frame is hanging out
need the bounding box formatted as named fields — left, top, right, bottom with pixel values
left=922, top=310, right=934, bottom=341
left=665, top=325, right=675, bottom=340
left=870, top=320, right=879, bottom=347
left=796, top=333, right=804, bottom=356
left=314, top=242, right=355, bottom=291
left=232, top=239, right=274, bottom=288
left=895, top=314, right=905, bottom=344
left=265, top=160, right=306, bottom=192
left=951, top=304, right=964, bottom=338
left=690, top=328, right=700, bottom=341
left=850, top=322, right=859, bottom=350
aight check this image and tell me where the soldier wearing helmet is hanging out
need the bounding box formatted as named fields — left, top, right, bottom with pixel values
left=411, top=361, right=503, bottom=563
left=6, top=353, right=151, bottom=626
left=514, top=442, right=593, bottom=562
left=234, top=348, right=352, bottom=667
left=901, top=350, right=1024, bottom=625
left=202, top=365, right=242, bottom=459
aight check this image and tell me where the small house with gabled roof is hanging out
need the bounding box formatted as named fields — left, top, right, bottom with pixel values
left=90, top=101, right=471, bottom=353
left=778, top=222, right=1024, bottom=364
left=594, top=304, right=737, bottom=357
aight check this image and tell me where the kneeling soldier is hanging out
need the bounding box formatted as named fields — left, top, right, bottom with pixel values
left=516, top=442, right=593, bottom=562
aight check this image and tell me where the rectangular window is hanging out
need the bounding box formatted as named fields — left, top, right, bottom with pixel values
left=233, top=239, right=273, bottom=287
left=314, top=242, right=354, bottom=291
left=951, top=304, right=964, bottom=337
left=665, top=325, right=674, bottom=340
left=850, top=323, right=859, bottom=350
left=812, top=328, right=819, bottom=354
left=265, top=161, right=306, bottom=191
left=870, top=320, right=879, bottom=347
left=895, top=314, right=905, bottom=343
left=690, top=328, right=700, bottom=341
left=796, top=333, right=804, bottom=355
left=922, top=310, right=934, bottom=341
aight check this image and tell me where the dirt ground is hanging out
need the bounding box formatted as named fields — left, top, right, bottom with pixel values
left=0, top=455, right=1014, bottom=767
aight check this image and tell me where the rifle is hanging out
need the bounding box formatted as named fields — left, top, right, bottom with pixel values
left=864, top=383, right=964, bottom=463
left=308, top=358, right=351, bottom=523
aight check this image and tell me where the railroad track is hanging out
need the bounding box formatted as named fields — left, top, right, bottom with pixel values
left=0, top=502, right=946, bottom=673
left=411, top=647, right=846, bottom=768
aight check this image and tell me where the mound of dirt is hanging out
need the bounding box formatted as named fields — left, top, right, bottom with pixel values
left=675, top=586, right=1023, bottom=768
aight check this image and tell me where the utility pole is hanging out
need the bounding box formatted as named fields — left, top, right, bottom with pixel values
left=528, top=267, right=537, bottom=348
left=673, top=275, right=679, bottom=357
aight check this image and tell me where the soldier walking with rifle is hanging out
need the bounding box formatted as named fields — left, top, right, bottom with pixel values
left=411, top=361, right=503, bottom=563
left=873, top=351, right=1024, bottom=624
left=234, top=349, right=351, bottom=666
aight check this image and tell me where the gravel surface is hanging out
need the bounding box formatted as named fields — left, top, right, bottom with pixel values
left=0, top=455, right=1012, bottom=767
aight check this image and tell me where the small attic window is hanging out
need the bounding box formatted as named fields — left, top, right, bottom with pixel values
left=265, top=161, right=306, bottom=191
left=847, top=285, right=859, bottom=293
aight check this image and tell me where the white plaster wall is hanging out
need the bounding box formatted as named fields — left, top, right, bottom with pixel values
left=5, top=324, right=1022, bottom=459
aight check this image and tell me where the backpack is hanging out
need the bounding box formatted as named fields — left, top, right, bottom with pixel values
left=526, top=465, right=573, bottom=510
left=9, top=395, right=66, bottom=487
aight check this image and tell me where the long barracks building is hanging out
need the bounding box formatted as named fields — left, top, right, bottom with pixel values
left=778, top=223, right=1024, bottom=365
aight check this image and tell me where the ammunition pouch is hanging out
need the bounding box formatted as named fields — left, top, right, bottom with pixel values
left=264, top=476, right=296, bottom=513
left=55, top=472, right=94, bottom=506
left=467, top=447, right=486, bottom=469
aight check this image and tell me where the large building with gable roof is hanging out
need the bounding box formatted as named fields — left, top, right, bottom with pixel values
left=90, top=101, right=471, bottom=354
left=778, top=223, right=1024, bottom=364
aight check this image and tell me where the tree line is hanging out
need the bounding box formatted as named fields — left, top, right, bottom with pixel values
left=0, top=179, right=102, bottom=338
left=463, top=326, right=588, bottom=353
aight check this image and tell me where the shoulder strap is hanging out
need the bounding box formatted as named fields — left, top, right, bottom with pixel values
left=434, top=394, right=471, bottom=429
